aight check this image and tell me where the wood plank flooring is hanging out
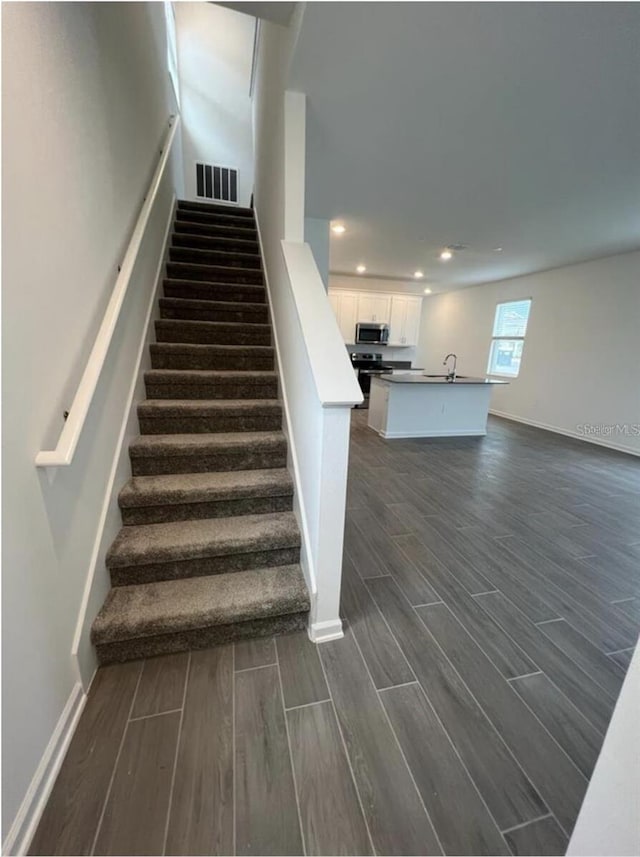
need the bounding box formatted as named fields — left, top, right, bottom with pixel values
left=30, top=412, right=639, bottom=856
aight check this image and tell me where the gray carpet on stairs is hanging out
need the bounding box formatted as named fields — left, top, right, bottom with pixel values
left=91, top=201, right=309, bottom=663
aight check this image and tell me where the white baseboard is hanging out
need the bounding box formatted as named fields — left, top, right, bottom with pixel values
left=71, top=192, right=177, bottom=687
left=309, top=618, right=344, bottom=643
left=2, top=683, right=86, bottom=857
left=252, top=211, right=317, bottom=600
left=489, top=409, right=640, bottom=457
left=379, top=428, right=487, bottom=439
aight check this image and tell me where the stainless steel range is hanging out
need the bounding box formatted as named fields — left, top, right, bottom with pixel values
left=350, top=352, right=395, bottom=408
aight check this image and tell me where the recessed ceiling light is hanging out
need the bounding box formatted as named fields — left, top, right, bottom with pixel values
left=439, top=249, right=453, bottom=261
left=413, top=270, right=424, bottom=279
left=331, top=223, right=346, bottom=234
left=493, top=247, right=503, bottom=252
left=356, top=264, right=366, bottom=274
left=424, top=287, right=432, bottom=294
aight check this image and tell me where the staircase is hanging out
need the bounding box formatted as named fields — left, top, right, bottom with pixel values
left=91, top=200, right=310, bottom=663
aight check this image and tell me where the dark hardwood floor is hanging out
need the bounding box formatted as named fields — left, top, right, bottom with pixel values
left=30, top=413, right=639, bottom=856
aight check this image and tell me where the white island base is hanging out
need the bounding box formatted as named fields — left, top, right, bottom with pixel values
left=368, top=376, right=496, bottom=438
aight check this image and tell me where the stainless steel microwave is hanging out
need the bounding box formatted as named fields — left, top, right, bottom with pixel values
left=355, top=322, right=389, bottom=345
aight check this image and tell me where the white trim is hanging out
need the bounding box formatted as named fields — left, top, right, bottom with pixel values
left=70, top=194, right=177, bottom=685
left=3, top=683, right=86, bottom=857
left=376, top=428, right=487, bottom=439
left=489, top=409, right=640, bottom=457
left=308, top=619, right=344, bottom=644
left=253, top=211, right=317, bottom=599
left=35, top=115, right=180, bottom=468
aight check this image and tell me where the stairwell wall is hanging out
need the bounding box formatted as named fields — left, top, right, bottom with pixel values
left=174, top=2, right=255, bottom=207
left=1, top=4, right=180, bottom=851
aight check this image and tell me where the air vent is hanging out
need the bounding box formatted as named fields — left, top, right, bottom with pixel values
left=195, top=163, right=239, bottom=204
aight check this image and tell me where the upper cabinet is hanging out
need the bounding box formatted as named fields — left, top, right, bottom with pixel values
left=388, top=295, right=422, bottom=346
left=329, top=291, right=359, bottom=344
left=356, top=294, right=391, bottom=324
left=329, top=289, right=422, bottom=347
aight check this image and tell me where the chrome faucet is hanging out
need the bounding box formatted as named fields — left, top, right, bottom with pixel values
left=443, top=353, right=457, bottom=381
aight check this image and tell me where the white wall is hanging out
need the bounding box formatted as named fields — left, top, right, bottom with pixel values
left=1, top=3, right=178, bottom=848
left=568, top=645, right=640, bottom=856
left=416, top=252, right=640, bottom=455
left=175, top=2, right=255, bottom=206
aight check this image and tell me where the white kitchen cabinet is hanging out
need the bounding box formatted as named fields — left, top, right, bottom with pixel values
left=388, top=295, right=423, bottom=346
left=357, top=294, right=390, bottom=324
left=328, top=289, right=421, bottom=346
left=329, top=291, right=359, bottom=343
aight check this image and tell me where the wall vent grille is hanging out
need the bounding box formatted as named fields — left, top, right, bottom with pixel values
left=195, top=163, right=239, bottom=204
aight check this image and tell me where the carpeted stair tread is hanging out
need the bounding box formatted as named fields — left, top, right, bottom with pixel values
left=166, top=261, right=264, bottom=284
left=174, top=220, right=257, bottom=241
left=130, top=431, right=286, bottom=458
left=172, top=232, right=259, bottom=253
left=145, top=368, right=277, bottom=385
left=155, top=319, right=271, bottom=346
left=149, top=343, right=274, bottom=371
left=169, top=246, right=262, bottom=269
left=107, top=511, right=300, bottom=568
left=159, top=296, right=268, bottom=323
left=92, top=564, right=309, bottom=645
left=160, top=297, right=267, bottom=313
left=178, top=200, right=254, bottom=217
left=119, top=469, right=293, bottom=509
left=175, top=210, right=256, bottom=229
left=137, top=398, right=282, bottom=434
left=163, top=279, right=266, bottom=303
left=138, top=399, right=281, bottom=417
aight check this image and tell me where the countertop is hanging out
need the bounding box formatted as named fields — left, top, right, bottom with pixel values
left=378, top=374, right=508, bottom=385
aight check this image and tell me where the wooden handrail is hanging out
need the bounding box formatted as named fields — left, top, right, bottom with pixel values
left=35, top=115, right=180, bottom=468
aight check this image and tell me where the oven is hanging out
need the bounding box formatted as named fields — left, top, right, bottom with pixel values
left=350, top=352, right=395, bottom=408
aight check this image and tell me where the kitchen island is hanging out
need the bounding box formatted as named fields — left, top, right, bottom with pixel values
left=368, top=374, right=507, bottom=438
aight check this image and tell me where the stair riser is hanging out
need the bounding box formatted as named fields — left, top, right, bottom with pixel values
left=174, top=221, right=257, bottom=241
left=172, top=234, right=260, bottom=254
left=155, top=321, right=271, bottom=346
left=159, top=304, right=269, bottom=325
left=95, top=612, right=307, bottom=664
left=130, top=448, right=287, bottom=476
left=167, top=262, right=263, bottom=285
left=176, top=210, right=255, bottom=229
left=109, top=546, right=301, bottom=587
left=178, top=201, right=254, bottom=218
left=163, top=280, right=266, bottom=304
left=150, top=346, right=274, bottom=372
left=120, top=494, right=293, bottom=526
left=139, top=413, right=283, bottom=435
left=144, top=381, right=279, bottom=399
left=169, top=246, right=262, bottom=270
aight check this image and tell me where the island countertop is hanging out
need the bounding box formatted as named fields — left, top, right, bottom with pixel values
left=379, top=374, right=508, bottom=385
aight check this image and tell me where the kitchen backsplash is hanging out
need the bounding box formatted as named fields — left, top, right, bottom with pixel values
left=347, top=344, right=420, bottom=365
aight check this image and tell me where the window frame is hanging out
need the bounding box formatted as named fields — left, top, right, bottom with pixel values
left=486, top=298, right=532, bottom=378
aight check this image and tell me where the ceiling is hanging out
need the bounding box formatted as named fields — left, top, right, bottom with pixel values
left=289, top=3, right=640, bottom=293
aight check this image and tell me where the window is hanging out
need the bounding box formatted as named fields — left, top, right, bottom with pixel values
left=487, top=299, right=532, bottom=377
